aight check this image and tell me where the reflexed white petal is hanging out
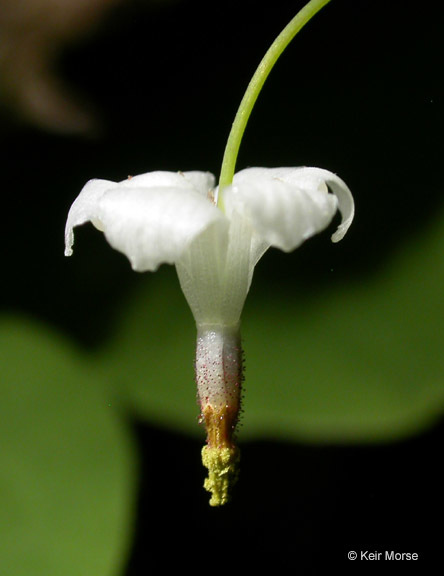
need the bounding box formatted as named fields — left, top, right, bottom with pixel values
left=98, top=188, right=227, bottom=272
left=65, top=171, right=226, bottom=272
left=223, top=167, right=334, bottom=252
left=64, top=178, right=115, bottom=256
left=269, top=167, right=354, bottom=242
left=223, top=167, right=354, bottom=251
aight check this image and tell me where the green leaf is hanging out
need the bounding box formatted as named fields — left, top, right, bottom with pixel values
left=0, top=317, right=137, bottom=576
left=100, top=208, right=444, bottom=443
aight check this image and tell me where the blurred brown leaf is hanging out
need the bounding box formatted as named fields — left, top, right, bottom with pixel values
left=0, top=0, right=121, bottom=134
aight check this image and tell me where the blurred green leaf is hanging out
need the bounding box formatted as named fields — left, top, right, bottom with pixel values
left=242, top=216, right=444, bottom=442
left=0, top=318, right=137, bottom=576
left=100, top=206, right=444, bottom=443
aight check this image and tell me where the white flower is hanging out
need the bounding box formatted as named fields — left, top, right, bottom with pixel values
left=65, top=165, right=354, bottom=505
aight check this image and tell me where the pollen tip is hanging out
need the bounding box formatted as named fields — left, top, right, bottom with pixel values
left=201, top=444, right=240, bottom=506
left=200, top=403, right=240, bottom=506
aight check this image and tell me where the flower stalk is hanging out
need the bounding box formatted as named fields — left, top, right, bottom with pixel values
left=217, top=0, right=332, bottom=204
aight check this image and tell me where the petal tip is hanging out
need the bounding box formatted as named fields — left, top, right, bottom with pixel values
left=64, top=228, right=74, bottom=256
left=324, top=173, right=355, bottom=243
left=331, top=223, right=348, bottom=243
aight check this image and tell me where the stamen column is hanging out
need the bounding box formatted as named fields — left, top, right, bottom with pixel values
left=195, top=325, right=243, bottom=506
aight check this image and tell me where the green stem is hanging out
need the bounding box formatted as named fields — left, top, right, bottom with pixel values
left=217, top=0, right=332, bottom=208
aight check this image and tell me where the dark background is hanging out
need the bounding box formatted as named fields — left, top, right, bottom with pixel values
left=1, top=0, right=442, bottom=572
